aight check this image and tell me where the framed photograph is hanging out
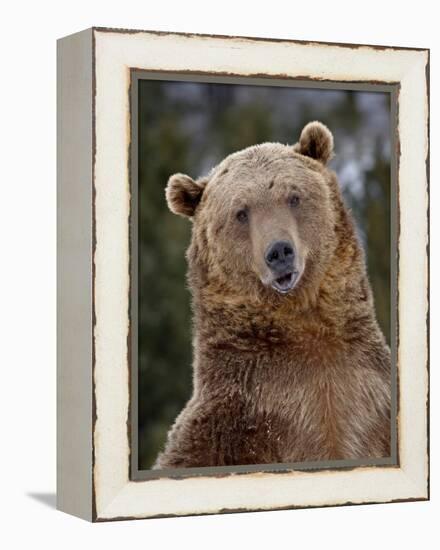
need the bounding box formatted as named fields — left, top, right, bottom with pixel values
left=57, top=27, right=429, bottom=522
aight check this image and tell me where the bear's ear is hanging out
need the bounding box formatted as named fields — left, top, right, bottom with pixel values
left=165, top=173, right=207, bottom=218
left=293, top=121, right=334, bottom=165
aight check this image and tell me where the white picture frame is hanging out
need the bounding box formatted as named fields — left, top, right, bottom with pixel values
left=57, top=27, right=429, bottom=521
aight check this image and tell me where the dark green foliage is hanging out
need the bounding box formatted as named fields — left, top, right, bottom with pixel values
left=361, top=144, right=391, bottom=343
left=137, top=80, right=391, bottom=469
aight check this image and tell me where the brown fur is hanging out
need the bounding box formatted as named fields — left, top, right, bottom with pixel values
left=155, top=121, right=391, bottom=468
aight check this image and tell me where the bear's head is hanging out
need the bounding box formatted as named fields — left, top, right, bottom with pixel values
left=166, top=121, right=343, bottom=305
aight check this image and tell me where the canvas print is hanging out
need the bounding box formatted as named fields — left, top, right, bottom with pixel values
left=56, top=28, right=429, bottom=521
left=136, top=79, right=393, bottom=471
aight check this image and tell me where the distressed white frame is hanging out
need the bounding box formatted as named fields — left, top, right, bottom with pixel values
left=58, top=27, right=429, bottom=521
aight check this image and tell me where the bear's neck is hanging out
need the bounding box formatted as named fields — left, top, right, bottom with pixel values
left=192, top=280, right=372, bottom=355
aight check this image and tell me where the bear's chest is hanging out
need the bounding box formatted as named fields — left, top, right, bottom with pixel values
left=244, top=344, right=375, bottom=461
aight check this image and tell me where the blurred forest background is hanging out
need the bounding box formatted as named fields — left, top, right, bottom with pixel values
left=138, top=79, right=392, bottom=469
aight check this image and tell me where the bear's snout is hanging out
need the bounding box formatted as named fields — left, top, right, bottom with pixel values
left=264, top=240, right=300, bottom=294
left=265, top=240, right=295, bottom=272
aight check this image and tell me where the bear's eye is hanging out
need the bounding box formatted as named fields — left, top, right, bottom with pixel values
left=236, top=209, right=248, bottom=223
left=289, top=195, right=301, bottom=208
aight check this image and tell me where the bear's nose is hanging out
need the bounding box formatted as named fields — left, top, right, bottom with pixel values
left=265, top=240, right=295, bottom=272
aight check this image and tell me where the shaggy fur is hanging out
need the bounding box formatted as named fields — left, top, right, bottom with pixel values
left=154, top=121, right=391, bottom=469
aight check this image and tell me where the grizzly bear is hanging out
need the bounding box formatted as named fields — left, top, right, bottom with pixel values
left=154, top=121, right=391, bottom=469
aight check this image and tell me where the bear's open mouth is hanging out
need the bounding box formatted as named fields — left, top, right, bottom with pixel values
left=271, top=270, right=298, bottom=294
